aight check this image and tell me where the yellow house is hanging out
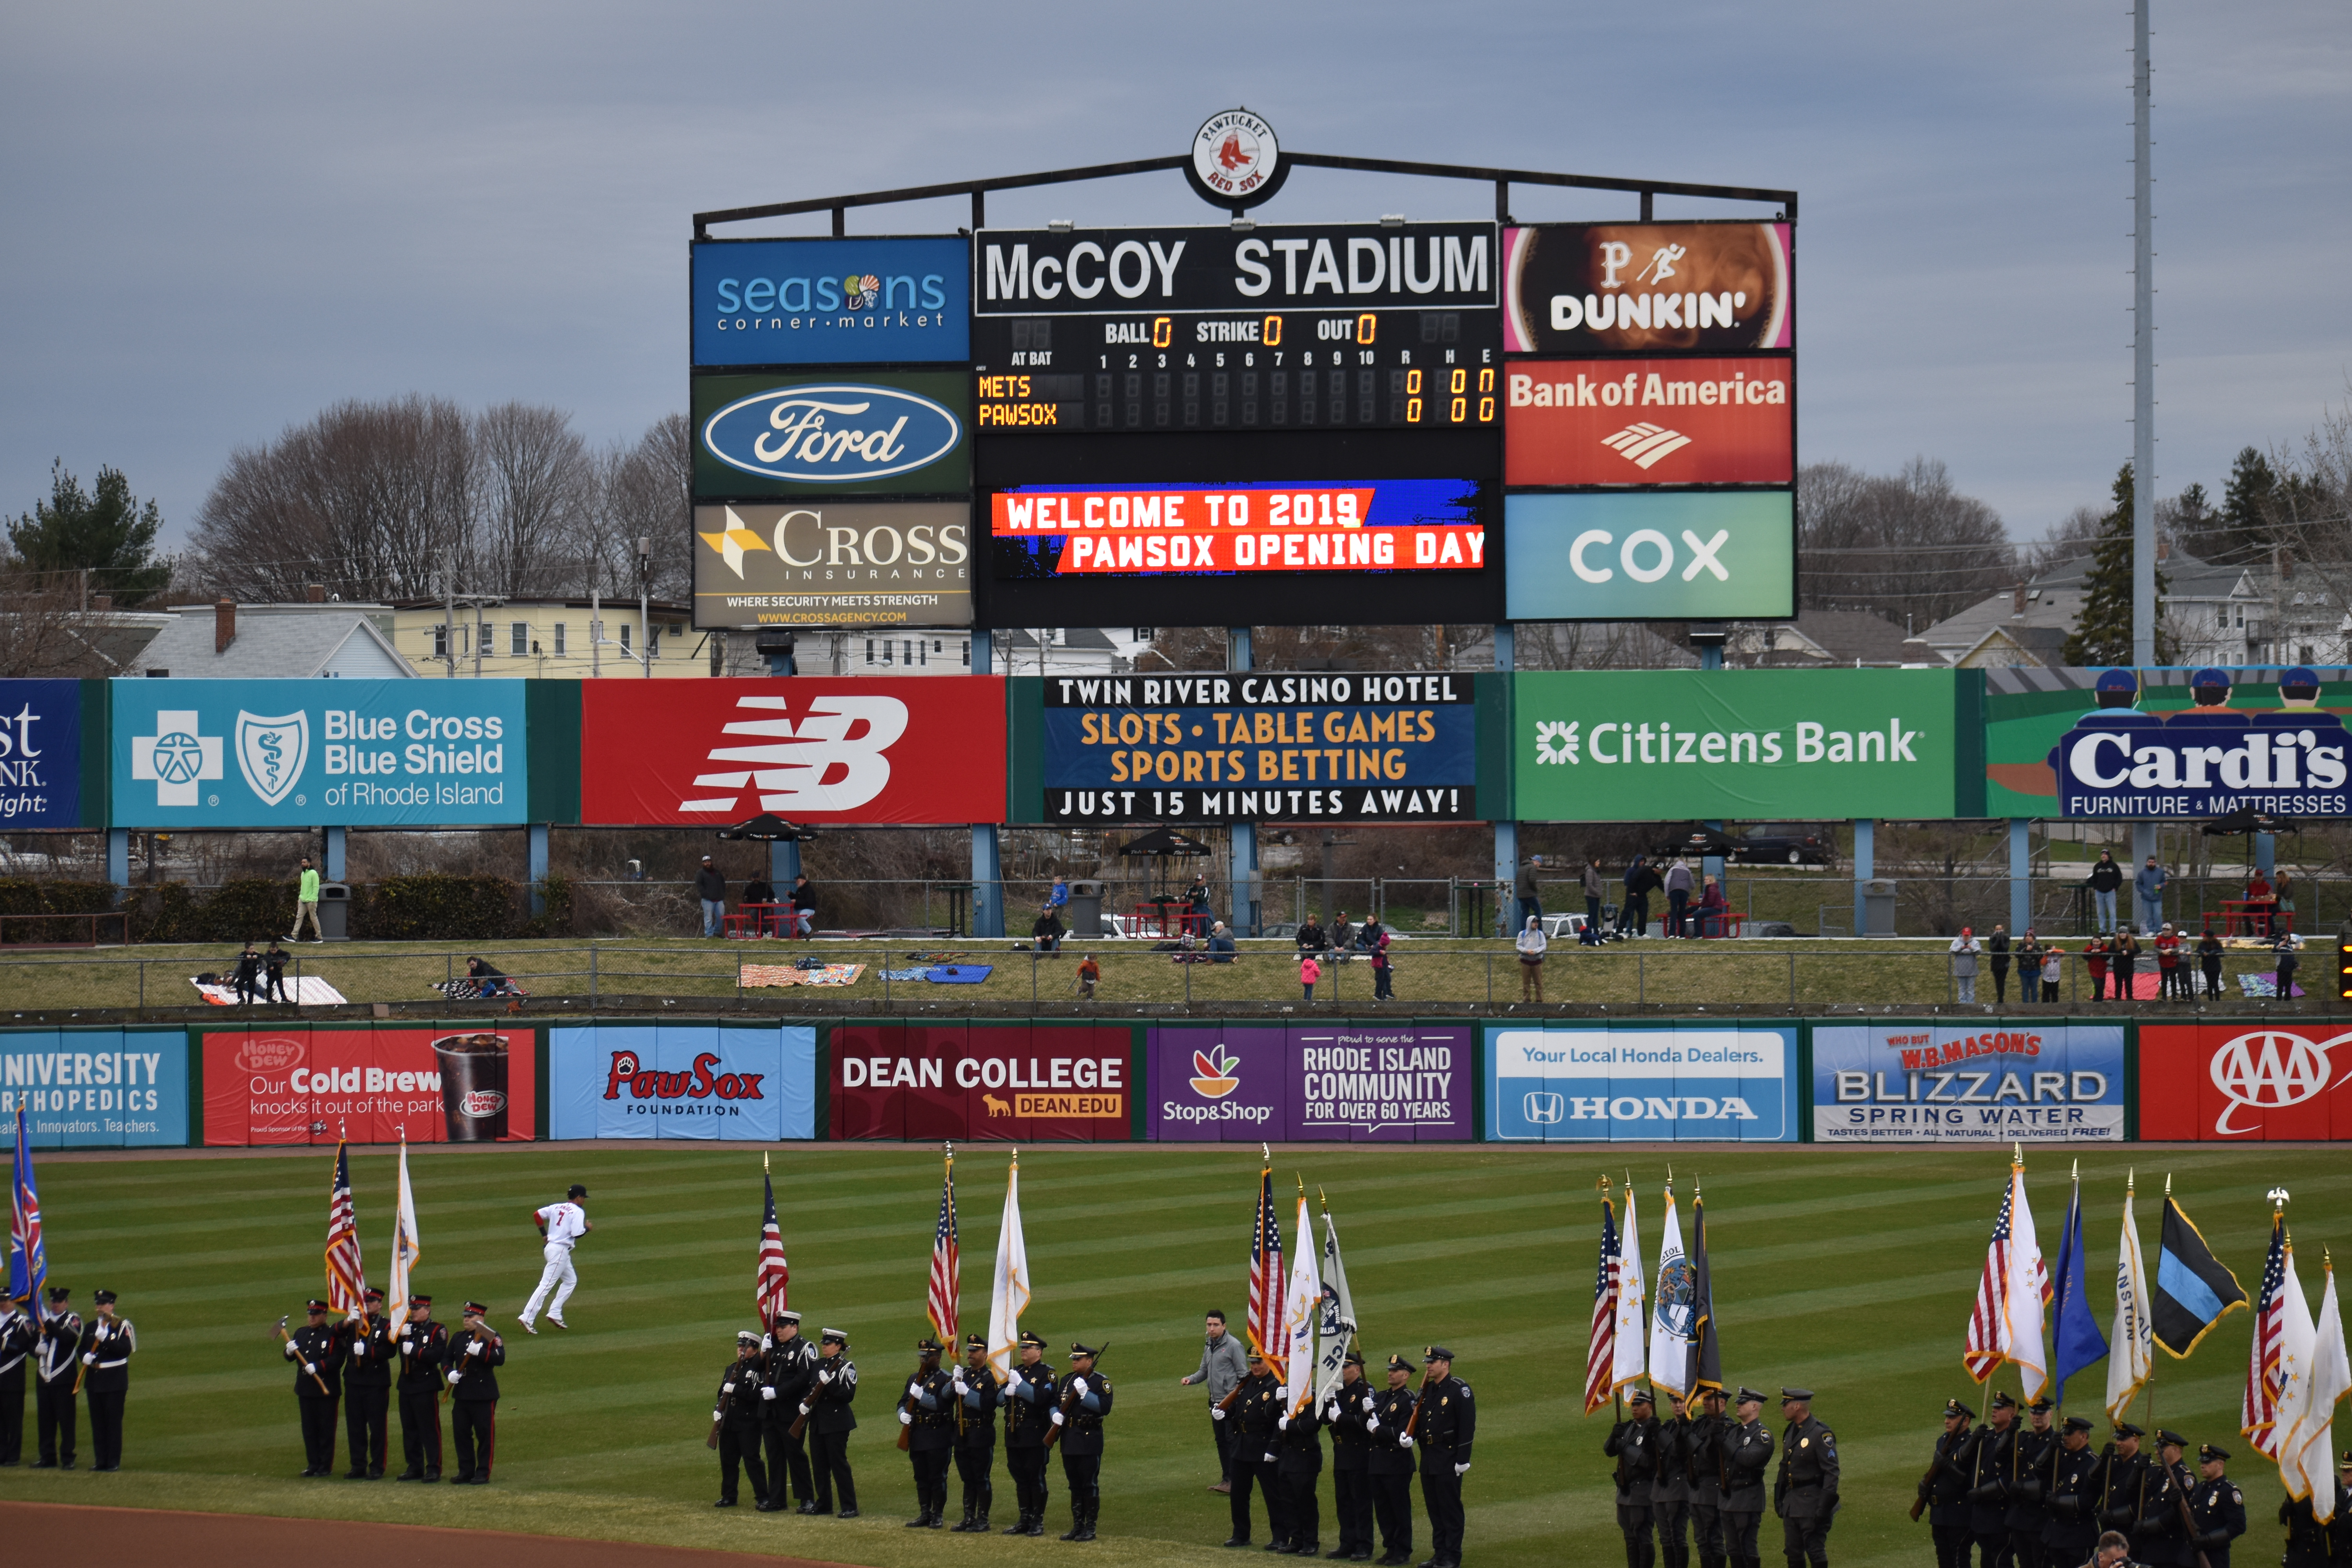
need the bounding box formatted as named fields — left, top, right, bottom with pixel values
left=386, top=597, right=710, bottom=678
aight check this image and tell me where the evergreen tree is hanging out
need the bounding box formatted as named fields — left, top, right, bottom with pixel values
left=2210, top=445, right=2279, bottom=563
left=2064, top=462, right=2173, bottom=665
left=7, top=460, right=171, bottom=605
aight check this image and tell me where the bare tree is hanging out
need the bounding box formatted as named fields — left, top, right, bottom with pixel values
left=0, top=568, right=123, bottom=677
left=589, top=414, right=693, bottom=600
left=1798, top=457, right=2016, bottom=630
left=474, top=402, right=590, bottom=597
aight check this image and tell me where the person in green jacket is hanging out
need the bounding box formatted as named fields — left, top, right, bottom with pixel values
left=290, top=857, right=324, bottom=942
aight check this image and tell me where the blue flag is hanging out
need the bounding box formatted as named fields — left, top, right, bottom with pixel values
left=9, top=1106, right=45, bottom=1305
left=2049, top=1171, right=2107, bottom=1401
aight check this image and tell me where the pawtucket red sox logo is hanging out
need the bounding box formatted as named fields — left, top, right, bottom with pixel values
left=603, top=1051, right=767, bottom=1102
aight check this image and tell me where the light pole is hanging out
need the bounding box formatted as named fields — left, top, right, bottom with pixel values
left=637, top=534, right=652, bottom=677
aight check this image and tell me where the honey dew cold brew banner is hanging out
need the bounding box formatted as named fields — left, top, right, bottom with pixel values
left=1040, top=671, right=1477, bottom=822
left=201, top=1025, right=537, bottom=1145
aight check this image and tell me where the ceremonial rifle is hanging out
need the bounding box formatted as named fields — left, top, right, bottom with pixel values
left=2165, top=1457, right=2213, bottom=1568
left=788, top=1357, right=842, bottom=1441
left=275, top=1314, right=332, bottom=1397
left=1910, top=1430, right=1962, bottom=1524
left=1041, top=1345, right=1107, bottom=1450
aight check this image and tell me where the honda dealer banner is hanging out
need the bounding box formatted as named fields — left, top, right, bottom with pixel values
left=1040, top=671, right=1477, bottom=822
left=1484, top=1023, right=1798, bottom=1142
left=110, top=679, right=529, bottom=828
left=547, top=1022, right=815, bottom=1141
left=1503, top=491, right=1795, bottom=621
left=1148, top=1022, right=1471, bottom=1142
left=1504, top=358, right=1792, bottom=486
left=2140, top=1022, right=2352, bottom=1140
left=828, top=1024, right=1137, bottom=1141
left=1502, top=223, right=1793, bottom=355
left=1, top=1027, right=189, bottom=1147
left=1811, top=1022, right=2125, bottom=1143
left=1511, top=668, right=1971, bottom=820
left=691, top=236, right=971, bottom=367
left=201, top=1026, right=537, bottom=1146
left=0, top=679, right=85, bottom=828
left=578, top=677, right=1006, bottom=826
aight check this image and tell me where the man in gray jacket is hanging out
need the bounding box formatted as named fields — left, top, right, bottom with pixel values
left=1178, top=1308, right=1249, bottom=1493
left=2133, top=855, right=2169, bottom=935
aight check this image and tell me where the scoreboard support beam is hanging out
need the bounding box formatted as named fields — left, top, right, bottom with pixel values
left=2009, top=818, right=2031, bottom=936
left=1851, top=819, right=1875, bottom=938
left=1228, top=626, right=1258, bottom=935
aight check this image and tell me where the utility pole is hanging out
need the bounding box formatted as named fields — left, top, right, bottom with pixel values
left=637, top=535, right=652, bottom=678
left=2131, top=0, right=2156, bottom=667
left=590, top=585, right=602, bottom=677
left=444, top=570, right=457, bottom=677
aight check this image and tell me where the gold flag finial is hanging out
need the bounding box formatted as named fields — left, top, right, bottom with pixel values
left=1296, top=1172, right=1307, bottom=1200
left=2164, top=1172, right=2172, bottom=1196
left=1318, top=1185, right=1329, bottom=1215
left=764, top=1150, right=770, bottom=1173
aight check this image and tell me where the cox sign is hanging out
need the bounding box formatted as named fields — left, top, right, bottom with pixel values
left=693, top=371, right=970, bottom=497
left=1504, top=491, right=1795, bottom=620
left=2141, top=1023, right=2352, bottom=1140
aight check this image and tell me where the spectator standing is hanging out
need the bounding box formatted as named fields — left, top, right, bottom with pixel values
left=1074, top=954, right=1100, bottom=999
left=2274, top=932, right=2301, bottom=999
left=2083, top=937, right=2109, bottom=1001
left=1515, top=915, right=1547, bottom=1002
left=2040, top=942, right=2063, bottom=1003
left=2275, top=869, right=2298, bottom=936
left=2197, top=927, right=2226, bottom=999
left=265, top=939, right=293, bottom=1005
left=1949, top=929, right=1980, bottom=1005
left=2087, top=852, right=2124, bottom=935
left=1987, top=926, right=2011, bottom=1003
left=788, top=875, right=816, bottom=938
left=2014, top=933, right=2042, bottom=1004
left=1581, top=857, right=1606, bottom=932
left=1663, top=858, right=1695, bottom=938
left=2111, top=929, right=2140, bottom=1000
left=289, top=857, right=325, bottom=942
left=2133, top=856, right=2169, bottom=935
left=1299, top=953, right=1321, bottom=1004
left=1622, top=857, right=1658, bottom=936
left=1185, top=874, right=1214, bottom=938
left=695, top=856, right=727, bottom=938
left=2154, top=924, right=2185, bottom=1000
left=1370, top=931, right=1394, bottom=1002
left=1514, top=860, right=1542, bottom=930
left=1178, top=1311, right=1249, bottom=1492
left=232, top=942, right=263, bottom=1005
left=1050, top=876, right=1069, bottom=915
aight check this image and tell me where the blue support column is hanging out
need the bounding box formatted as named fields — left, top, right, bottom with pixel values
left=1228, top=626, right=1252, bottom=670
left=772, top=837, right=801, bottom=884
left=2255, top=831, right=2276, bottom=875
left=324, top=826, right=347, bottom=882
left=1702, top=820, right=1725, bottom=884
left=106, top=828, right=129, bottom=895
left=1495, top=623, right=1517, bottom=934
left=529, top=824, right=550, bottom=916
left=1851, top=818, right=1874, bottom=936
left=1229, top=627, right=1258, bottom=934
left=969, top=630, right=1002, bottom=936
left=2009, top=819, right=2031, bottom=935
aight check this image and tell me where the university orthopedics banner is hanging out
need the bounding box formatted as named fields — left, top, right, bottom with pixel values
left=1483, top=1023, right=1799, bottom=1142
left=1811, top=1022, right=2126, bottom=1143
left=0, top=1028, right=189, bottom=1147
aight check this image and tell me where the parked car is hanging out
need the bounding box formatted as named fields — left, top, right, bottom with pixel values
left=1650, top=822, right=1835, bottom=866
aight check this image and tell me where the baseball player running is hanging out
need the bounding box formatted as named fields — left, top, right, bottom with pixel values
left=517, top=1183, right=591, bottom=1334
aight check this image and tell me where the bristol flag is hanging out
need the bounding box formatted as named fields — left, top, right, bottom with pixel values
left=1648, top=1184, right=1695, bottom=1402
left=7, top=1107, right=43, bottom=1306
left=755, top=1164, right=790, bottom=1325
left=926, top=1147, right=960, bottom=1347
left=324, top=1140, right=368, bottom=1316
left=2245, top=1206, right=2290, bottom=1457
left=1248, top=1154, right=1284, bottom=1357
left=1612, top=1182, right=1647, bottom=1396
left=1964, top=1155, right=2049, bottom=1399
left=387, top=1135, right=422, bottom=1323
left=1586, top=1186, right=1620, bottom=1416
left=985, top=1152, right=1030, bottom=1385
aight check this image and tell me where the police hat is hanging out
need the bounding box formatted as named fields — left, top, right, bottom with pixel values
left=1069, top=1342, right=1099, bottom=1359
left=1944, top=1398, right=1976, bottom=1421
left=45, top=1286, right=69, bottom=1302
left=1342, top=1350, right=1365, bottom=1368
left=2064, top=1416, right=2095, bottom=1434
left=2028, top=1397, right=2054, bottom=1414
left=2156, top=1429, right=2188, bottom=1450
left=409, top=1294, right=433, bottom=1308
left=1628, top=1389, right=1655, bottom=1406
left=568, top=1183, right=588, bottom=1199
left=1248, top=1347, right=1271, bottom=1363
left=92, top=1290, right=116, bottom=1306
left=821, top=1328, right=848, bottom=1346
left=1735, top=1387, right=1768, bottom=1405
left=1780, top=1387, right=1814, bottom=1403
left=2200, top=1443, right=2230, bottom=1462
left=2112, top=1421, right=2144, bottom=1439
left=306, top=1299, right=330, bottom=1312
left=773, top=1310, right=802, bottom=1325
left=2339, top=1447, right=2352, bottom=1468
left=1019, top=1330, right=1047, bottom=1350
left=916, top=1337, right=943, bottom=1354
left=462, top=1301, right=488, bottom=1317
left=1388, top=1354, right=1417, bottom=1373
left=965, top=1333, right=988, bottom=1352
left=363, top=1287, right=385, bottom=1302
left=1424, top=1345, right=1455, bottom=1362
left=1989, top=1391, right=2017, bottom=1410
left=737, top=1330, right=761, bottom=1346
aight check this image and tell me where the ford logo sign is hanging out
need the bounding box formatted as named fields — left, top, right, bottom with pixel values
left=702, top=383, right=962, bottom=484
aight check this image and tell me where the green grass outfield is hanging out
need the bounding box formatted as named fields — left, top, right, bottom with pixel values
left=1, top=1143, right=2344, bottom=1568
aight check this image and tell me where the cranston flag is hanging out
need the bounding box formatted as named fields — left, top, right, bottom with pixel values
left=2152, top=1191, right=2247, bottom=1357
left=1313, top=1198, right=1359, bottom=1410
left=1284, top=1192, right=1319, bottom=1413
left=1612, top=1181, right=1647, bottom=1396
left=2106, top=1180, right=2152, bottom=1422
left=2049, top=1165, right=2108, bottom=1405
left=985, top=1152, right=1030, bottom=1386
left=1649, top=1183, right=1695, bottom=1402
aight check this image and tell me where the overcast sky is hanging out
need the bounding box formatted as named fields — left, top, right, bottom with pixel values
left=4, top=1, right=2345, bottom=556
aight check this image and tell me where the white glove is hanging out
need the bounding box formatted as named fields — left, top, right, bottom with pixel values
left=952, top=1375, right=969, bottom=1395
left=354, top=1343, right=366, bottom=1357
left=762, top=1334, right=774, bottom=1350
left=1071, top=1376, right=1089, bottom=1396
left=1321, top=1401, right=1338, bottom=1421
left=713, top=1409, right=724, bottom=1422
left=898, top=1410, right=913, bottom=1426
left=797, top=1402, right=812, bottom=1416
left=448, top=1370, right=463, bottom=1385
left=817, top=1368, right=833, bottom=1385
left=1278, top=1415, right=1290, bottom=1431
left=762, top=1385, right=777, bottom=1401
left=1399, top=1432, right=1414, bottom=1448
left=466, top=1339, right=483, bottom=1356
left=1454, top=1462, right=1470, bottom=1477
left=304, top=1361, right=318, bottom=1374
left=1212, top=1407, right=1227, bottom=1422
left=1366, top=1415, right=1381, bottom=1432
left=909, top=1380, right=924, bottom=1398
left=1277, top=1384, right=1290, bottom=1402
left=1050, top=1409, right=1065, bottom=1426
left=723, top=1383, right=736, bottom=1395
left=82, top=1352, right=96, bottom=1365
left=398, top=1324, right=411, bottom=1340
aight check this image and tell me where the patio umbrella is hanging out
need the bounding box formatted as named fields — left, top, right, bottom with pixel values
left=715, top=813, right=816, bottom=842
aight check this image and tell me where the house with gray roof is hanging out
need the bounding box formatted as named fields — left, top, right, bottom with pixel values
left=131, top=600, right=412, bottom=679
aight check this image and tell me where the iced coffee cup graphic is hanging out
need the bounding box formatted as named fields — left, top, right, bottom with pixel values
left=432, top=1033, right=509, bottom=1142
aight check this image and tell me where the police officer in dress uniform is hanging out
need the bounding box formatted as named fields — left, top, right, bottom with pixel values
left=1687, top=1387, right=1731, bottom=1568
left=2279, top=1448, right=2350, bottom=1568
left=1920, top=1399, right=1976, bottom=1568
left=1366, top=1355, right=1419, bottom=1567
left=33, top=1285, right=80, bottom=1469
left=1224, top=1348, right=1284, bottom=1548
left=2187, top=1443, right=2245, bottom=1568
left=393, top=1293, right=446, bottom=1482
left=1326, top=1350, right=1378, bottom=1562
left=1004, top=1329, right=1058, bottom=1537
left=2040, top=1415, right=2100, bottom=1568
left=902, top=1336, right=955, bottom=1528
left=1275, top=1368, right=1326, bottom=1554
left=1967, top=1390, right=2017, bottom=1566
left=1653, top=1386, right=1692, bottom=1568
left=949, top=1332, right=1002, bottom=1531
left=2009, top=1399, right=2056, bottom=1565
left=78, top=1289, right=133, bottom=1471
left=2134, top=1430, right=2195, bottom=1567
left=1056, top=1341, right=1112, bottom=1541
left=2091, top=1423, right=2149, bottom=1549
left=1412, top=1346, right=1474, bottom=1568
left=0, top=1291, right=37, bottom=1466
left=759, top=1310, right=817, bottom=1512
left=445, top=1301, right=503, bottom=1485
left=714, top=1330, right=770, bottom=1507
left=283, top=1297, right=346, bottom=1477
left=802, top=1327, right=859, bottom=1517
left=341, top=1287, right=392, bottom=1479
left=1720, top=1389, right=1773, bottom=1568
left=1607, top=1388, right=1662, bottom=1568
left=1772, top=1388, right=1837, bottom=1568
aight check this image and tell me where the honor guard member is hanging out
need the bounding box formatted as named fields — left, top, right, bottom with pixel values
left=1918, top=1398, right=1975, bottom=1568
left=1965, top=1391, right=2017, bottom=1563
left=713, top=1331, right=770, bottom=1508
left=802, top=1327, right=859, bottom=1517
left=2279, top=1453, right=2339, bottom=1568
left=1225, top=1348, right=1287, bottom=1548
left=1413, top=1346, right=1474, bottom=1568
left=2041, top=1415, right=2101, bottom=1568
left=2136, top=1430, right=2195, bottom=1566
left=949, top=1332, right=1002, bottom=1531
left=2009, top=1398, right=2056, bottom=1564
left=33, top=1286, right=80, bottom=1469
left=283, top=1298, right=347, bottom=1477
left=1686, top=1387, right=1730, bottom=1568
left=759, top=1310, right=818, bottom=1512
left=1366, top=1355, right=1419, bottom=1566
left=1055, top=1341, right=1112, bottom=1541
left=1274, top=1374, right=1326, bottom=1554
left=393, top=1294, right=446, bottom=1482
left=445, top=1302, right=504, bottom=1485
left=2188, top=1443, right=2245, bottom=1568
left=341, top=1288, right=393, bottom=1479
left=1325, top=1350, right=1379, bottom=1562
left=1003, top=1330, right=1058, bottom=1537
left=0, top=1290, right=35, bottom=1465
left=1771, top=1388, right=1837, bottom=1568
left=1652, top=1389, right=1692, bottom=1568
left=2091, top=1422, right=2149, bottom=1542
left=902, top=1336, right=956, bottom=1528
left=77, top=1290, right=134, bottom=1471
left=1719, top=1389, right=1773, bottom=1568
left=1605, top=1388, right=1661, bottom=1568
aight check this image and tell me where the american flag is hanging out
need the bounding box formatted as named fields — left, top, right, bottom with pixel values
left=926, top=1149, right=960, bottom=1346
left=8, top=1106, right=44, bottom=1306
left=2244, top=1208, right=2290, bottom=1456
left=1248, top=1158, right=1283, bottom=1357
left=323, top=1140, right=367, bottom=1316
left=1586, top=1188, right=1620, bottom=1415
left=1964, top=1170, right=2022, bottom=1383
left=755, top=1171, right=789, bottom=1323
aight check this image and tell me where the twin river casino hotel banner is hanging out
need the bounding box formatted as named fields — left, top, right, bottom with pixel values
left=1041, top=672, right=1475, bottom=822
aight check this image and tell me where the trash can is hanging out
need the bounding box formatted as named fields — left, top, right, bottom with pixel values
left=1067, top=879, right=1105, bottom=937
left=1861, top=878, right=1897, bottom=937
left=318, top=882, right=352, bottom=942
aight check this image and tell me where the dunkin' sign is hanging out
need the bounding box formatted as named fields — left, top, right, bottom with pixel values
left=201, top=1026, right=536, bottom=1146
left=2140, top=1023, right=2352, bottom=1140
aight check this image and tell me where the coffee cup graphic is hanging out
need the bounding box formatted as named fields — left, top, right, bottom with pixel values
left=432, top=1033, right=509, bottom=1142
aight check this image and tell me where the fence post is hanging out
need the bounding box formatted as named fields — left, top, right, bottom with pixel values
left=1486, top=951, right=1492, bottom=1008
left=1184, top=953, right=1192, bottom=1007
left=445, top=953, right=452, bottom=1013
left=590, top=946, right=599, bottom=1006
left=1032, top=954, right=1039, bottom=1008
left=1788, top=951, right=1796, bottom=1008
left=137, top=959, right=144, bottom=1017
left=1639, top=953, right=1645, bottom=1007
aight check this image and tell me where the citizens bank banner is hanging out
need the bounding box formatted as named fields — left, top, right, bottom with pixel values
left=0, top=1027, right=189, bottom=1148
left=1148, top=1022, right=1471, bottom=1142
left=110, top=679, right=528, bottom=828
left=1485, top=1022, right=1798, bottom=1142
left=0, top=679, right=88, bottom=829
left=200, top=1025, right=537, bottom=1146
left=1811, top=1022, right=2125, bottom=1143
left=2139, top=1022, right=2352, bottom=1140
left=829, top=1023, right=1138, bottom=1141
left=548, top=1023, right=815, bottom=1141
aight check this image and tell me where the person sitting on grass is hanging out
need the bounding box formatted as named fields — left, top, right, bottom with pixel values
left=1207, top=922, right=1237, bottom=963
left=1032, top=904, right=1065, bottom=954
left=467, top=956, right=515, bottom=997
left=1294, top=918, right=1326, bottom=956
left=1329, top=911, right=1356, bottom=951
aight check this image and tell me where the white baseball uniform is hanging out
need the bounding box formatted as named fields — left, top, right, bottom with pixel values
left=521, top=1199, right=587, bottom=1326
